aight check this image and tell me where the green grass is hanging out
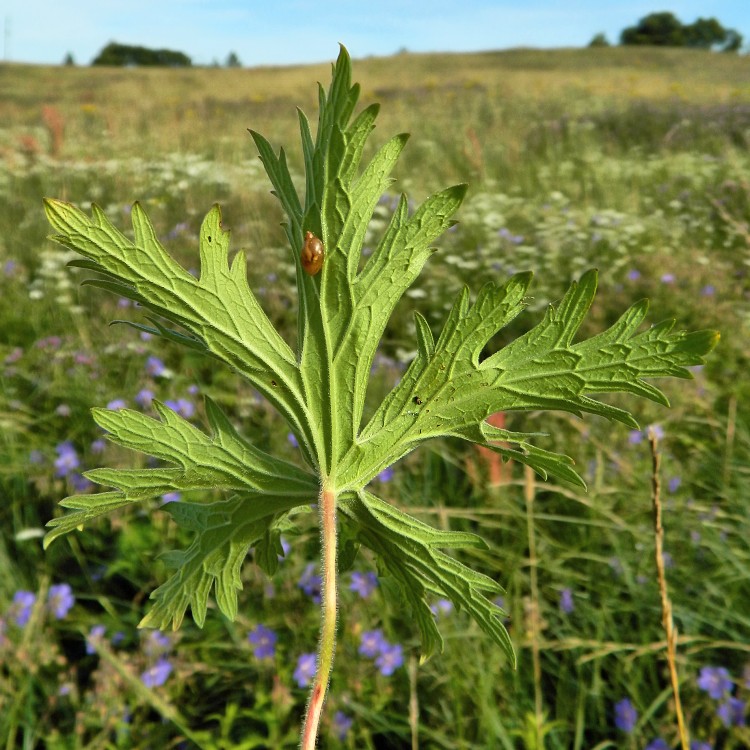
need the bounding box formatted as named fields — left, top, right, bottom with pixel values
left=1, top=46, right=749, bottom=749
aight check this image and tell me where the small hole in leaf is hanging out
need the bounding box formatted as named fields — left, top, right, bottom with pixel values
left=271, top=379, right=277, bottom=387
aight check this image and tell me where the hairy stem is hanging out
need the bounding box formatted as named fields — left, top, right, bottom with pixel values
left=300, top=484, right=338, bottom=749
left=523, top=465, right=544, bottom=749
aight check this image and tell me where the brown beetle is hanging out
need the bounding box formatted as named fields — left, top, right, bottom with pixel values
left=301, top=231, right=324, bottom=275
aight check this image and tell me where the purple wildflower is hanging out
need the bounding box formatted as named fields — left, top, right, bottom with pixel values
left=298, top=564, right=322, bottom=604
left=142, top=630, right=171, bottom=657
left=164, top=398, right=195, bottom=419
left=430, top=598, right=453, bottom=617
left=375, top=642, right=404, bottom=676
left=701, top=284, right=715, bottom=297
left=559, top=588, right=574, bottom=614
left=145, top=356, right=167, bottom=377
left=248, top=624, right=277, bottom=659
left=645, top=740, right=670, bottom=750
left=106, top=398, right=127, bottom=411
left=47, top=583, right=75, bottom=619
left=697, top=666, right=732, bottom=699
left=649, top=424, right=665, bottom=440
left=90, top=438, right=106, bottom=454
left=691, top=742, right=713, bottom=750
left=359, top=629, right=386, bottom=658
left=10, top=590, right=36, bottom=627
left=287, top=433, right=299, bottom=448
left=668, top=476, right=681, bottom=493
left=717, top=697, right=745, bottom=727
left=54, top=442, right=80, bottom=478
left=350, top=571, right=378, bottom=599
left=627, top=269, right=641, bottom=281
left=70, top=473, right=94, bottom=492
left=160, top=492, right=181, bottom=504
left=660, top=273, right=675, bottom=284
left=294, top=653, right=317, bottom=688
left=332, top=711, right=353, bottom=741
left=141, top=657, right=173, bottom=688
left=86, top=624, right=107, bottom=654
left=628, top=430, right=644, bottom=445
left=135, top=388, right=154, bottom=408
left=614, top=698, right=638, bottom=733
left=4, top=346, right=23, bottom=364
left=377, top=466, right=394, bottom=482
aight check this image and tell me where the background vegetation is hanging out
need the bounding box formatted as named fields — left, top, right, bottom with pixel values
left=1, top=46, right=749, bottom=748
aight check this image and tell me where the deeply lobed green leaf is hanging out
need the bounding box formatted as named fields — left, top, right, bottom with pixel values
left=43, top=45, right=717, bottom=661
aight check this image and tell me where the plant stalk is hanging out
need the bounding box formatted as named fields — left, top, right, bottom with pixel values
left=300, top=484, right=338, bottom=749
left=649, top=429, right=690, bottom=750
left=523, top=465, right=544, bottom=750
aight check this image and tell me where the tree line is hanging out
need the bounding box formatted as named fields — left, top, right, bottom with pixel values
left=590, top=12, right=744, bottom=52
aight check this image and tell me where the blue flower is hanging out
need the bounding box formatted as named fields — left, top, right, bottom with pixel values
left=377, top=466, right=394, bottom=482
left=645, top=739, right=670, bottom=750
left=90, top=438, right=106, bottom=454
left=164, top=398, right=195, bottom=419
left=614, top=698, right=638, bottom=733
left=332, top=711, right=353, bottom=740
left=375, top=642, right=403, bottom=676
left=349, top=571, right=378, bottom=599
left=47, top=583, right=75, bottom=619
left=54, top=442, right=80, bottom=478
left=668, top=476, right=681, bottom=493
left=697, top=666, right=732, bottom=699
left=141, top=657, right=172, bottom=688
left=559, top=588, right=574, bottom=614
left=430, top=598, right=453, bottom=617
left=70, top=473, right=94, bottom=492
left=86, top=624, right=107, bottom=654
left=160, top=491, right=181, bottom=504
left=690, top=742, right=713, bottom=750
left=10, top=590, right=36, bottom=627
left=294, top=653, right=317, bottom=688
left=145, top=356, right=167, bottom=377
left=298, top=564, right=322, bottom=604
left=135, top=388, right=154, bottom=408
left=142, top=630, right=171, bottom=657
left=248, top=624, right=277, bottom=659
left=358, top=629, right=386, bottom=658
left=287, top=433, right=299, bottom=448
left=717, top=696, right=745, bottom=727
left=106, top=398, right=127, bottom=411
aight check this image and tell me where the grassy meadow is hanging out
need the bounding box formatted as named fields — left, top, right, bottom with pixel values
left=1, top=46, right=749, bottom=748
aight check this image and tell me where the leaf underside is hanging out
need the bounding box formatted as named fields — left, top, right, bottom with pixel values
left=42, top=46, right=717, bottom=663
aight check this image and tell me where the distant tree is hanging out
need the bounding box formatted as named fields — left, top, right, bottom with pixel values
left=620, top=12, right=743, bottom=52
left=721, top=28, right=744, bottom=52
left=588, top=33, right=610, bottom=47
left=62, top=52, right=75, bottom=66
left=92, top=42, right=192, bottom=67
left=620, top=12, right=684, bottom=46
left=225, top=51, right=242, bottom=68
left=683, top=17, right=726, bottom=48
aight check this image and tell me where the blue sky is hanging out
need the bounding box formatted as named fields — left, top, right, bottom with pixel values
left=3, top=1, right=749, bottom=66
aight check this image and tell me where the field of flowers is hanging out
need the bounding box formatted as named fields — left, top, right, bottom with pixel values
left=1, top=47, right=749, bottom=749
